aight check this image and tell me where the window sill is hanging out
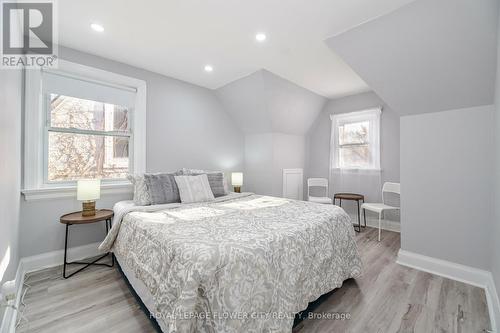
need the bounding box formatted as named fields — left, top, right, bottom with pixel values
left=332, top=168, right=382, bottom=171
left=22, top=182, right=133, bottom=201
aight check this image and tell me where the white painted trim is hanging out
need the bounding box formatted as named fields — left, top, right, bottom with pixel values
left=329, top=106, right=382, bottom=121
left=20, top=242, right=103, bottom=275
left=486, top=274, right=500, bottom=333
left=397, top=249, right=499, bottom=332
left=23, top=59, right=146, bottom=193
left=282, top=168, right=304, bottom=200
left=0, top=241, right=102, bottom=333
left=22, top=182, right=132, bottom=201
left=0, top=261, right=24, bottom=333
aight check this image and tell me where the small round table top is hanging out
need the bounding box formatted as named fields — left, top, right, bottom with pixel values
left=334, top=193, right=365, bottom=201
left=60, top=209, right=114, bottom=225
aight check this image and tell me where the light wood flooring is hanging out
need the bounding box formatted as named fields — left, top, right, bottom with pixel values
left=16, top=228, right=491, bottom=333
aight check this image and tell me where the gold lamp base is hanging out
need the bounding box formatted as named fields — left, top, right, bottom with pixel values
left=233, top=186, right=241, bottom=193
left=82, top=201, right=96, bottom=217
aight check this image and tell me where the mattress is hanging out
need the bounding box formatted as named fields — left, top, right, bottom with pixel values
left=100, top=193, right=362, bottom=332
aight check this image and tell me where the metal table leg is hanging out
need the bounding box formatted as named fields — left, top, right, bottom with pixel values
left=63, top=219, right=114, bottom=279
left=356, top=200, right=361, bottom=232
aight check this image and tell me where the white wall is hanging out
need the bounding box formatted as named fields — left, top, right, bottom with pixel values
left=19, top=46, right=245, bottom=258
left=400, top=105, right=494, bottom=270
left=0, top=68, right=23, bottom=318
left=305, top=91, right=400, bottom=218
left=244, top=133, right=305, bottom=197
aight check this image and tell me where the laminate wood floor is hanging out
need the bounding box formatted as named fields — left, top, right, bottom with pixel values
left=16, top=228, right=491, bottom=333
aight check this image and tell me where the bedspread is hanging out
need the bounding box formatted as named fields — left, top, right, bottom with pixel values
left=99, top=193, right=362, bottom=332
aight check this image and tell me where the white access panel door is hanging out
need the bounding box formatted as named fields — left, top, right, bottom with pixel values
left=282, top=168, right=304, bottom=200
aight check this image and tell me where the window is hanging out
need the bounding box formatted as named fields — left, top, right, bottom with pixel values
left=330, top=108, right=381, bottom=170
left=47, top=94, right=130, bottom=181
left=23, top=60, right=146, bottom=200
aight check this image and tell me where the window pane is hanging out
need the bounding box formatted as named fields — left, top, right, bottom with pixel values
left=339, top=121, right=369, bottom=145
left=113, top=137, right=129, bottom=158
left=50, top=94, right=128, bottom=132
left=48, top=132, right=129, bottom=181
left=339, top=145, right=371, bottom=168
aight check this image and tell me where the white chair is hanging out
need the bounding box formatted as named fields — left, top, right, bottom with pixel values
left=307, top=178, right=333, bottom=204
left=361, top=182, right=400, bottom=242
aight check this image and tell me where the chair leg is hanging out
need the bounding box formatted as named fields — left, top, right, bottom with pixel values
left=363, top=208, right=366, bottom=228
left=378, top=212, right=382, bottom=242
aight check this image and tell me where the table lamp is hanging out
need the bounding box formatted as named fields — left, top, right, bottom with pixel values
left=77, top=179, right=101, bottom=216
left=231, top=172, right=243, bottom=193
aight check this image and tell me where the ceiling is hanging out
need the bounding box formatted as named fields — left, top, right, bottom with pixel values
left=58, top=0, right=415, bottom=98
left=326, top=0, right=498, bottom=114
left=216, top=70, right=326, bottom=134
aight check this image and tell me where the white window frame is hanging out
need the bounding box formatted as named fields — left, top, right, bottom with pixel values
left=22, top=60, right=146, bottom=200
left=330, top=107, right=382, bottom=171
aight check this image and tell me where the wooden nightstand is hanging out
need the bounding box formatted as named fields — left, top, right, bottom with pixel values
left=60, top=209, right=114, bottom=279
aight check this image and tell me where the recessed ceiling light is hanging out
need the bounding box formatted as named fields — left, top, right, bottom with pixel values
left=255, top=33, right=267, bottom=42
left=90, top=23, right=104, bottom=32
left=204, top=65, right=213, bottom=72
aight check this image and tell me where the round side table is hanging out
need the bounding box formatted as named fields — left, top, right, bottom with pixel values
left=333, top=193, right=365, bottom=232
left=60, top=209, right=114, bottom=279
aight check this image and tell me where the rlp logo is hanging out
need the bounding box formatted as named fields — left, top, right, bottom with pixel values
left=2, top=2, right=53, bottom=54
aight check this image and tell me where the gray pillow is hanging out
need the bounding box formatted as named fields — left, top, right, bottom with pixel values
left=189, top=172, right=225, bottom=197
left=182, top=168, right=229, bottom=195
left=143, top=173, right=180, bottom=204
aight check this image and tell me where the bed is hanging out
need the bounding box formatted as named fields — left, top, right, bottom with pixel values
left=99, top=192, right=362, bottom=332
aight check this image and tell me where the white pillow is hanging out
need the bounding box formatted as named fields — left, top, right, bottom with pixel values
left=181, top=168, right=230, bottom=195
left=174, top=174, right=215, bottom=203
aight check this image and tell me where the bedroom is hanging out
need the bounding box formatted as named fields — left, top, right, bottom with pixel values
left=0, top=0, right=498, bottom=332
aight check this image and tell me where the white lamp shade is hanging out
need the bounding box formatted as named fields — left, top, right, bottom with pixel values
left=231, top=172, right=243, bottom=186
left=77, top=179, right=101, bottom=201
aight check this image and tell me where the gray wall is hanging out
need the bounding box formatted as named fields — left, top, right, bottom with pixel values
left=492, top=3, right=500, bottom=311
left=0, top=69, right=22, bottom=288
left=244, top=133, right=305, bottom=197
left=19, top=46, right=244, bottom=258
left=271, top=133, right=305, bottom=197
left=400, top=105, right=494, bottom=270
left=244, top=133, right=274, bottom=195
left=325, top=0, right=498, bottom=116
left=305, top=91, right=400, bottom=217
left=216, top=68, right=323, bottom=198
left=215, top=70, right=326, bottom=135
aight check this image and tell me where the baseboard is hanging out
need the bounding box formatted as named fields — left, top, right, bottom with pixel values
left=0, top=259, right=25, bottom=333
left=486, top=274, right=500, bottom=333
left=397, top=249, right=499, bottom=332
left=0, top=242, right=102, bottom=333
left=347, top=214, right=400, bottom=233
left=20, top=242, right=102, bottom=274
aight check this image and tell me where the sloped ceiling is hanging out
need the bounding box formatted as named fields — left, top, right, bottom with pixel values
left=325, top=0, right=498, bottom=115
left=56, top=0, right=417, bottom=98
left=216, top=70, right=326, bottom=134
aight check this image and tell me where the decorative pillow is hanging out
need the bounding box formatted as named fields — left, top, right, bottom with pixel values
left=127, top=174, right=151, bottom=206
left=143, top=173, right=181, bottom=205
left=188, top=172, right=225, bottom=197
left=181, top=168, right=229, bottom=195
left=174, top=174, right=215, bottom=203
